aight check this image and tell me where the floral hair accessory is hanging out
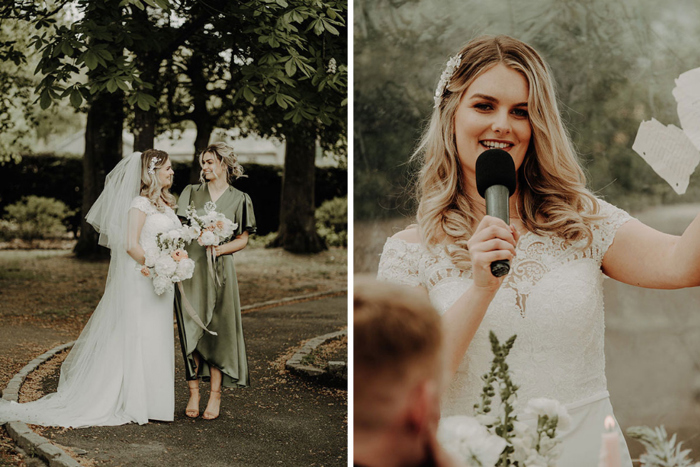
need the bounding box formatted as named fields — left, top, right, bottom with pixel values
left=147, top=156, right=158, bottom=175
left=434, top=53, right=462, bottom=108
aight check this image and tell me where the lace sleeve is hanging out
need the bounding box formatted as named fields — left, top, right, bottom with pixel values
left=591, top=199, right=634, bottom=263
left=130, top=196, right=156, bottom=216
left=377, top=237, right=423, bottom=287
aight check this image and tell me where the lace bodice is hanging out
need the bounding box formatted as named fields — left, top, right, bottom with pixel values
left=130, top=196, right=181, bottom=251
left=377, top=200, right=632, bottom=413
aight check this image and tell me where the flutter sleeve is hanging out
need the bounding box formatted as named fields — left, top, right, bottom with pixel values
left=376, top=236, right=423, bottom=288
left=234, top=192, right=256, bottom=236
left=591, top=198, right=635, bottom=264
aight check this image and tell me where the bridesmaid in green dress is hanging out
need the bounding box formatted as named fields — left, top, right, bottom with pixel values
left=175, top=142, right=256, bottom=420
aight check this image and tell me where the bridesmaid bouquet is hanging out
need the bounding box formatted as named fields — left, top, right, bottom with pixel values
left=139, top=228, right=196, bottom=295
left=185, top=201, right=238, bottom=246
left=185, top=201, right=238, bottom=285
left=438, top=332, right=571, bottom=467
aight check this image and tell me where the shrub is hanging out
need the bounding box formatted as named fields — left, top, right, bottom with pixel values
left=0, top=219, right=19, bottom=241
left=247, top=231, right=278, bottom=248
left=316, top=197, right=347, bottom=247
left=0, top=154, right=347, bottom=236
left=3, top=196, right=74, bottom=240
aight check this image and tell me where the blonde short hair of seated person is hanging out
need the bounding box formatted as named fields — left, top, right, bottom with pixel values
left=354, top=278, right=443, bottom=431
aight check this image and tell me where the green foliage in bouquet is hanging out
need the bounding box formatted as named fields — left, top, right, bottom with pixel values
left=474, top=332, right=519, bottom=463
left=627, top=426, right=700, bottom=467
left=2, top=196, right=74, bottom=240
left=468, top=332, right=568, bottom=466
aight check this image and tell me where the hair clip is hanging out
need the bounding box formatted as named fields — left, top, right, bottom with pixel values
left=147, top=156, right=158, bottom=175
left=434, top=54, right=463, bottom=108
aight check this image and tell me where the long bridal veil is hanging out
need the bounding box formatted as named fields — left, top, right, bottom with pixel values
left=0, top=152, right=154, bottom=427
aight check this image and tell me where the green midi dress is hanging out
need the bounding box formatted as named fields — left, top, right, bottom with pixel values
left=174, top=183, right=256, bottom=388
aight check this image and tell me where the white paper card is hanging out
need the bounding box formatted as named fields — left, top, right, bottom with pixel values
left=672, top=68, right=700, bottom=151
left=632, top=118, right=700, bottom=195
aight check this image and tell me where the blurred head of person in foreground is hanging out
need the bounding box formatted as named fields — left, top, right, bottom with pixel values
left=354, top=278, right=461, bottom=467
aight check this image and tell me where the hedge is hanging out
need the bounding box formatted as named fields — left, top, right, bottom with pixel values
left=0, top=154, right=347, bottom=235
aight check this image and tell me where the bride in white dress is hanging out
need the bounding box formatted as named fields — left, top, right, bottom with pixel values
left=377, top=35, right=700, bottom=466
left=0, top=150, right=178, bottom=427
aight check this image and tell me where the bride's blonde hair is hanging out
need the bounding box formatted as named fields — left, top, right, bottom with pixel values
left=140, top=149, right=176, bottom=209
left=413, top=35, right=601, bottom=269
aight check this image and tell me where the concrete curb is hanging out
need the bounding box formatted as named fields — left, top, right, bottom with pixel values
left=1, top=290, right=346, bottom=466
left=286, top=329, right=348, bottom=382
left=2, top=341, right=79, bottom=467
left=241, top=288, right=347, bottom=314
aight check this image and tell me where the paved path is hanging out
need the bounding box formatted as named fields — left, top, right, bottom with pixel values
left=23, top=295, right=347, bottom=467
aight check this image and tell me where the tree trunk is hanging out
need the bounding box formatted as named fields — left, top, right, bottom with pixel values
left=133, top=106, right=156, bottom=152
left=188, top=53, right=214, bottom=183
left=74, top=91, right=124, bottom=257
left=269, top=126, right=326, bottom=253
left=133, top=48, right=159, bottom=152
left=189, top=120, right=213, bottom=183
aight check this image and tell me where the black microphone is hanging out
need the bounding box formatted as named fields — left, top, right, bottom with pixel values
left=475, top=149, right=517, bottom=277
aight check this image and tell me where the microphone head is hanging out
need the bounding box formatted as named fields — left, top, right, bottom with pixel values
left=475, top=149, right=517, bottom=198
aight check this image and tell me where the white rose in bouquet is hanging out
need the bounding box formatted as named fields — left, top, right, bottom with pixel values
left=154, top=255, right=178, bottom=276
left=438, top=415, right=507, bottom=467
left=198, top=230, right=217, bottom=246
left=152, top=275, right=171, bottom=295
left=175, top=258, right=195, bottom=280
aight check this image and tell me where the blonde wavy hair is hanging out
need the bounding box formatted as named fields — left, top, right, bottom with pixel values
left=413, top=35, right=602, bottom=269
left=140, top=149, right=176, bottom=210
left=199, top=142, right=246, bottom=184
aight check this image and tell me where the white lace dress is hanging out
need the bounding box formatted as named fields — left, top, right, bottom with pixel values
left=377, top=200, right=633, bottom=466
left=125, top=196, right=178, bottom=422
left=0, top=196, right=177, bottom=427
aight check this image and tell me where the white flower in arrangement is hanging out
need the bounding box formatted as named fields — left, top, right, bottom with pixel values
left=510, top=420, right=537, bottom=461
left=181, top=225, right=201, bottom=243
left=204, top=201, right=217, bottom=213
left=166, top=229, right=182, bottom=242
left=438, top=416, right=507, bottom=467
left=154, top=255, right=177, bottom=277
left=144, top=248, right=159, bottom=268
left=524, top=398, right=572, bottom=431
left=175, top=258, right=195, bottom=278
left=152, top=275, right=171, bottom=295
left=198, top=230, right=218, bottom=246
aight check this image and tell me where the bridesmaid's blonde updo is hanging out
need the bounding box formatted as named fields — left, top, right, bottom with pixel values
left=199, top=143, right=246, bottom=184
left=140, top=149, right=176, bottom=209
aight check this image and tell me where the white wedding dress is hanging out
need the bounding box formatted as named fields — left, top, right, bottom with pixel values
left=0, top=155, right=177, bottom=428
left=378, top=199, right=633, bottom=466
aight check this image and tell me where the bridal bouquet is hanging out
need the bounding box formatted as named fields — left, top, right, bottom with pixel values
left=139, top=228, right=196, bottom=295
left=438, top=332, right=571, bottom=467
